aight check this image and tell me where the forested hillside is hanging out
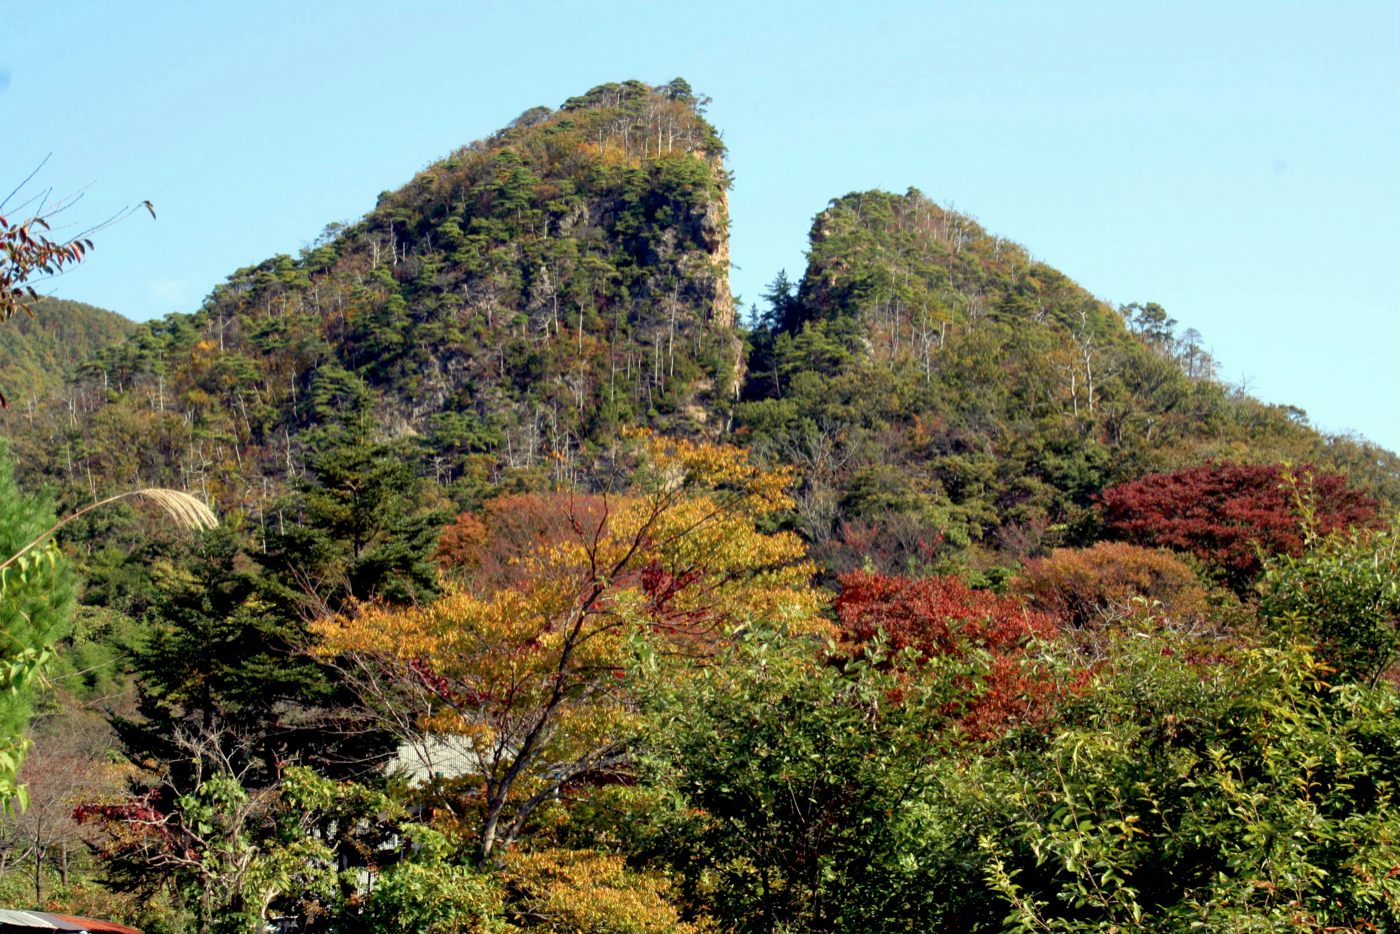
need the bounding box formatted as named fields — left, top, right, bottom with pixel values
left=3, top=79, right=736, bottom=512
left=0, top=297, right=133, bottom=407
left=4, top=89, right=1394, bottom=570
left=741, top=189, right=1400, bottom=575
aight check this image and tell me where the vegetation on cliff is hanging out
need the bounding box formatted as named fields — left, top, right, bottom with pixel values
left=741, top=189, right=1399, bottom=578
left=4, top=79, right=736, bottom=515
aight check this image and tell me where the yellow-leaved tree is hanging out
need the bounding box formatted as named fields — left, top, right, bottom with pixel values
left=313, top=433, right=824, bottom=862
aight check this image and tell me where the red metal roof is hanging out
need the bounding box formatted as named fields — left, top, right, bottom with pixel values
left=0, top=910, right=141, bottom=933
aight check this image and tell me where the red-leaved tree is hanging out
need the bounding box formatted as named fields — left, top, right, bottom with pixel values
left=1098, top=462, right=1378, bottom=595
left=834, top=571, right=1065, bottom=739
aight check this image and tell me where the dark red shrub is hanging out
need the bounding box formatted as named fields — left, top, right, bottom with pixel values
left=1098, top=462, right=1378, bottom=595
left=834, top=571, right=1067, bottom=739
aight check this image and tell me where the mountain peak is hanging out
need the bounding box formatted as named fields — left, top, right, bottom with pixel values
left=7, top=80, right=740, bottom=504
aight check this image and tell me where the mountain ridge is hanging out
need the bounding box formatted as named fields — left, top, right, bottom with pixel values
left=3, top=79, right=740, bottom=508
left=738, top=186, right=1399, bottom=572
left=2, top=80, right=1394, bottom=576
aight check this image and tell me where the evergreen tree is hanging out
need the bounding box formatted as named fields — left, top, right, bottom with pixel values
left=259, top=425, right=447, bottom=617
left=118, top=429, right=446, bottom=786
left=114, top=528, right=377, bottom=787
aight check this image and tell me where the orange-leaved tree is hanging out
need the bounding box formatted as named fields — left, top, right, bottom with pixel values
left=1013, top=542, right=1212, bottom=632
left=313, top=433, right=824, bottom=861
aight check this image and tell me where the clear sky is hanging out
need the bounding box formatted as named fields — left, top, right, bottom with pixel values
left=6, top=0, right=1397, bottom=451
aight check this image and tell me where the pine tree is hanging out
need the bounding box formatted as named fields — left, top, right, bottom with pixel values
left=258, top=425, right=447, bottom=616
left=116, top=426, right=448, bottom=787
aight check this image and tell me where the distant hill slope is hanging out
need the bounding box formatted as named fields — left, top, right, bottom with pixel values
left=5, top=79, right=737, bottom=505
left=739, top=188, right=1399, bottom=574
left=0, top=298, right=134, bottom=408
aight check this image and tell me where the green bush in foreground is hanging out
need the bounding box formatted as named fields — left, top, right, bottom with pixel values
left=982, top=637, right=1400, bottom=932
left=0, top=445, right=75, bottom=807
left=634, top=624, right=1400, bottom=932
left=1259, top=521, right=1400, bottom=685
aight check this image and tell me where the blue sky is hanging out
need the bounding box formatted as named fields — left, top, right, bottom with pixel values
left=6, top=0, right=1397, bottom=451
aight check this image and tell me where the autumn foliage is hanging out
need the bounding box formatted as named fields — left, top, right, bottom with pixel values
left=1, top=214, right=91, bottom=322
left=834, top=571, right=1062, bottom=738
left=1014, top=542, right=1211, bottom=631
left=500, top=848, right=702, bottom=933
left=316, top=435, right=824, bottom=860
left=1099, top=462, right=1378, bottom=594
left=435, top=493, right=609, bottom=590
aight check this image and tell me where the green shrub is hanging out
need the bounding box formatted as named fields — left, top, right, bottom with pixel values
left=1259, top=522, right=1400, bottom=684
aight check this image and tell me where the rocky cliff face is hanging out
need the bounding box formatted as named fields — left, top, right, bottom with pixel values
left=701, top=156, right=735, bottom=330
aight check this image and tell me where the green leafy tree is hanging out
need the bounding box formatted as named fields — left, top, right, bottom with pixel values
left=0, top=444, right=75, bottom=807
left=637, top=629, right=966, bottom=932
left=980, top=635, right=1400, bottom=932
left=362, top=822, right=505, bottom=933
left=1259, top=522, right=1400, bottom=685
left=78, top=742, right=468, bottom=934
